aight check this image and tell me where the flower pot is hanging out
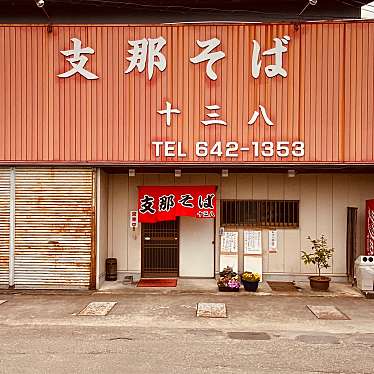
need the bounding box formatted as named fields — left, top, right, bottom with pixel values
left=218, top=285, right=240, bottom=292
left=242, top=280, right=259, bottom=292
left=309, top=276, right=331, bottom=291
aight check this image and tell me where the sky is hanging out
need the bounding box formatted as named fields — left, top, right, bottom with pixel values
left=362, top=1, right=374, bottom=18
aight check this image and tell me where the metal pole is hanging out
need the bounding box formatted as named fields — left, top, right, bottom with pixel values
left=298, top=2, right=310, bottom=16
left=9, top=167, right=15, bottom=288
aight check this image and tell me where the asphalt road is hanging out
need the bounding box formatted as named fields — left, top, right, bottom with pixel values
left=0, top=324, right=373, bottom=374
left=0, top=293, right=373, bottom=373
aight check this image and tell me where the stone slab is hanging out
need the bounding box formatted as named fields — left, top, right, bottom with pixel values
left=78, top=302, right=117, bottom=316
left=353, top=333, right=374, bottom=344
left=307, top=305, right=350, bottom=320
left=267, top=281, right=300, bottom=292
left=296, top=334, right=340, bottom=345
left=185, top=329, right=223, bottom=337
left=196, top=303, right=227, bottom=318
left=228, top=332, right=271, bottom=340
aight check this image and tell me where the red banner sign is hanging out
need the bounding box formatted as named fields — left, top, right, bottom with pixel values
left=138, top=186, right=217, bottom=223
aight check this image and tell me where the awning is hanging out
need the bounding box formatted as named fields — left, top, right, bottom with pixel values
left=138, top=186, right=217, bottom=223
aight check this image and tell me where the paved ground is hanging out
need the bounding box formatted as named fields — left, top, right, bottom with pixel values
left=0, top=291, right=373, bottom=373
left=99, top=278, right=363, bottom=298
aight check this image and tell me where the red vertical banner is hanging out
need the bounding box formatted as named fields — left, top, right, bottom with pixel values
left=138, top=186, right=217, bottom=223
left=365, top=199, right=374, bottom=256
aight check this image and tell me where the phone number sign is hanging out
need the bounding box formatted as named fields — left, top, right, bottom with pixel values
left=152, top=141, right=305, bottom=159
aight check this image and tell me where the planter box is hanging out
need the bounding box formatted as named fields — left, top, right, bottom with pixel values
left=218, top=285, right=240, bottom=292
left=309, top=276, right=331, bottom=291
left=242, top=280, right=259, bottom=292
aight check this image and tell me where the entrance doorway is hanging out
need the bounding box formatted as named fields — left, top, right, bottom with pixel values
left=141, top=219, right=179, bottom=277
left=179, top=217, right=215, bottom=277
left=346, top=207, right=358, bottom=282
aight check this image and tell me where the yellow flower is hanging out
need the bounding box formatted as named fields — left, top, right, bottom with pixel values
left=241, top=271, right=260, bottom=282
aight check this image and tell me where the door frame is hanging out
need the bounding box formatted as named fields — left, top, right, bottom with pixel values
left=141, top=218, right=180, bottom=278
left=179, top=216, right=217, bottom=279
left=346, top=206, right=358, bottom=282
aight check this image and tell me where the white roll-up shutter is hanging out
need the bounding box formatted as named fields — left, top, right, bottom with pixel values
left=14, top=168, right=95, bottom=289
left=0, top=168, right=10, bottom=287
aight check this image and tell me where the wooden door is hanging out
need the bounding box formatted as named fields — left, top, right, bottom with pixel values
left=346, top=207, right=358, bottom=281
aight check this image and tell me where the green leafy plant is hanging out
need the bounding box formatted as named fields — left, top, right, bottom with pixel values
left=241, top=271, right=261, bottom=282
left=301, top=235, right=334, bottom=277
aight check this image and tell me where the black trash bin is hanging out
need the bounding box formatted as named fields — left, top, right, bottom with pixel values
left=105, top=258, right=117, bottom=281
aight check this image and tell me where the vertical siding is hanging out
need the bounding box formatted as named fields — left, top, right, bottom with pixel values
left=0, top=22, right=373, bottom=164
left=344, top=23, right=374, bottom=162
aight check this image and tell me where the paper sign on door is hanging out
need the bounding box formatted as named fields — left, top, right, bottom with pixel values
left=220, top=232, right=238, bottom=253
left=244, top=230, right=262, bottom=254
left=268, top=230, right=278, bottom=253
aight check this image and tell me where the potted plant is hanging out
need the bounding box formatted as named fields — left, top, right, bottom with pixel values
left=217, top=266, right=241, bottom=292
left=301, top=235, right=334, bottom=291
left=241, top=271, right=261, bottom=292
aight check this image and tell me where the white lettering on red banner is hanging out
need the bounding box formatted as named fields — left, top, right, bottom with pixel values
left=138, top=186, right=217, bottom=223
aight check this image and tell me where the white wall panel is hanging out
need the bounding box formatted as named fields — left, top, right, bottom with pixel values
left=299, top=175, right=318, bottom=274
left=284, top=175, right=301, bottom=273
left=188, top=175, right=207, bottom=185
left=143, top=174, right=160, bottom=186
left=98, top=170, right=109, bottom=286
left=109, top=175, right=128, bottom=270
left=236, top=175, right=253, bottom=199
left=252, top=175, right=268, bottom=199
left=332, top=175, right=349, bottom=274
left=220, top=175, right=236, bottom=199
left=267, top=175, right=285, bottom=273
left=180, top=217, right=214, bottom=277
left=206, top=173, right=221, bottom=273
left=127, top=175, right=142, bottom=272
left=174, top=174, right=191, bottom=186
left=316, top=175, right=333, bottom=274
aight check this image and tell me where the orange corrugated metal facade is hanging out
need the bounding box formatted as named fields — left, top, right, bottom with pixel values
left=0, top=22, right=373, bottom=165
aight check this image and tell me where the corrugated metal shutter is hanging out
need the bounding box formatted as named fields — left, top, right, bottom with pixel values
left=14, top=168, right=95, bottom=289
left=0, top=168, right=10, bottom=287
